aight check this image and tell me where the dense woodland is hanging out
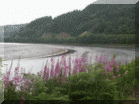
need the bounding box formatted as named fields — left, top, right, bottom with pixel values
left=3, top=3, right=139, bottom=45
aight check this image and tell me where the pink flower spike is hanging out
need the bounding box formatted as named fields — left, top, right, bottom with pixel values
left=57, top=80, right=59, bottom=84
left=116, top=65, right=119, bottom=70
left=102, top=72, right=105, bottom=74
left=112, top=76, right=115, bottom=79
left=51, top=57, right=53, bottom=62
left=55, top=62, right=60, bottom=73
left=6, top=71, right=11, bottom=76
left=40, top=70, right=43, bottom=74
left=62, top=77, right=66, bottom=83
left=118, top=74, right=121, bottom=77
left=110, top=58, right=115, bottom=67
left=103, top=56, right=106, bottom=62
left=81, top=57, right=86, bottom=62
left=90, top=56, right=92, bottom=60
left=108, top=66, right=113, bottom=72
left=98, top=55, right=103, bottom=63
left=61, top=54, right=65, bottom=59
left=125, top=60, right=128, bottom=64
left=116, top=69, right=119, bottom=73
left=106, top=78, right=109, bottom=81
left=15, top=67, right=19, bottom=71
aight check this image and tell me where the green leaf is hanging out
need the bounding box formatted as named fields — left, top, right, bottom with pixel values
left=99, top=92, right=113, bottom=100
left=132, top=78, right=135, bottom=86
left=109, top=82, right=118, bottom=86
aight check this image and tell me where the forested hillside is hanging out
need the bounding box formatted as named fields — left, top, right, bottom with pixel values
left=0, top=24, right=27, bottom=38
left=4, top=3, right=139, bottom=45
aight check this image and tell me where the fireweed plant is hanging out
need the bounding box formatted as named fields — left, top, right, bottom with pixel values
left=0, top=50, right=139, bottom=103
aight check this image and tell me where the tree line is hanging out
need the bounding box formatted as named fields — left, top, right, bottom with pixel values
left=4, top=3, right=139, bottom=45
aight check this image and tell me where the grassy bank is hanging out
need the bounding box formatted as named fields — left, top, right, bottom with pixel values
left=0, top=48, right=139, bottom=104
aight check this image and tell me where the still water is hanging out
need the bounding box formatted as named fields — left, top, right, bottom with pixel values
left=0, top=42, right=137, bottom=78
left=0, top=42, right=137, bottom=92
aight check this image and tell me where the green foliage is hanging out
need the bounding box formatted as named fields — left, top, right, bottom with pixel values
left=4, top=81, right=21, bottom=100
left=34, top=91, right=69, bottom=101
left=51, top=95, right=69, bottom=100
left=2, top=46, right=139, bottom=101
left=0, top=57, right=4, bottom=103
left=81, top=96, right=96, bottom=100
left=112, top=52, right=117, bottom=59
left=92, top=62, right=105, bottom=71
left=69, top=72, right=91, bottom=91
left=99, top=92, right=113, bottom=100
left=54, top=87, right=68, bottom=95
left=69, top=90, right=87, bottom=100
left=34, top=92, right=51, bottom=100
left=21, top=73, right=49, bottom=97
left=68, top=70, right=117, bottom=100
left=90, top=68, right=107, bottom=82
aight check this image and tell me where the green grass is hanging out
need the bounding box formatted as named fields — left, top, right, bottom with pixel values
left=0, top=46, right=139, bottom=104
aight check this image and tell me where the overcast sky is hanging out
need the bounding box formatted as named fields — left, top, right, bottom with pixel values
left=1, top=0, right=138, bottom=26
left=1, top=0, right=98, bottom=26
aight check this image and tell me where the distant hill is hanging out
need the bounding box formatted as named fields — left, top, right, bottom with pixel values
left=2, top=24, right=28, bottom=38
left=4, top=1, right=139, bottom=45
left=14, top=4, right=135, bottom=38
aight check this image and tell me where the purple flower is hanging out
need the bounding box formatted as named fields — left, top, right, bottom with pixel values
left=116, top=69, right=119, bottom=73
left=112, top=76, right=115, bottom=79
left=98, top=55, right=103, bottom=63
left=102, top=72, right=105, bottom=74
left=90, top=56, right=92, bottom=60
left=15, top=67, right=19, bottom=70
left=118, top=74, right=121, bottom=77
left=116, top=65, right=119, bottom=70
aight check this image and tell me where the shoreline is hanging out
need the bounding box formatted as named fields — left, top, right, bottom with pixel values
left=2, top=48, right=70, bottom=62
left=44, top=43, right=137, bottom=51
left=1, top=42, right=136, bottom=48
left=15, top=42, right=136, bottom=48
left=1, top=42, right=138, bottom=61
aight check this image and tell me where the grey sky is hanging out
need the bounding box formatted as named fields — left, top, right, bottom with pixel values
left=1, top=0, right=138, bottom=26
